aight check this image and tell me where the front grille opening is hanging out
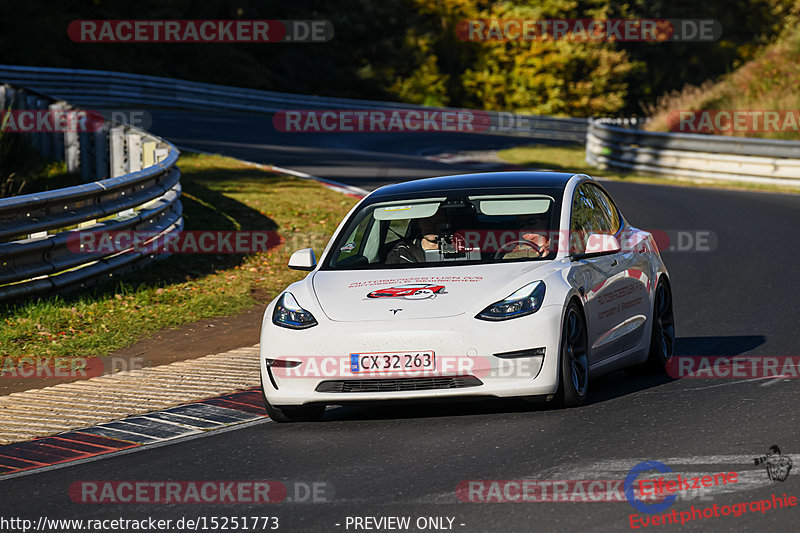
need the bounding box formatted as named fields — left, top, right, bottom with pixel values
left=315, top=376, right=483, bottom=393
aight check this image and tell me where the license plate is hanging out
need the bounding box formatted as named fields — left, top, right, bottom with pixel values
left=349, top=351, right=435, bottom=374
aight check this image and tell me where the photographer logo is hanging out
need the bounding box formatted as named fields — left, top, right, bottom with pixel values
left=754, top=445, right=793, bottom=482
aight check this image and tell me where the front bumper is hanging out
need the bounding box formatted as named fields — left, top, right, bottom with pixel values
left=260, top=304, right=564, bottom=406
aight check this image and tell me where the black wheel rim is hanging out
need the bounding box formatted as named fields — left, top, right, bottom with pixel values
left=565, top=308, right=588, bottom=397
left=654, top=284, right=675, bottom=362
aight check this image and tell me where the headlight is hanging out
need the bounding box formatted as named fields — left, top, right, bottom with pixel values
left=476, top=281, right=546, bottom=321
left=272, top=292, right=318, bottom=329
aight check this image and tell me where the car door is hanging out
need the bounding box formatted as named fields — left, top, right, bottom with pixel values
left=568, top=182, right=629, bottom=362
left=591, top=187, right=653, bottom=352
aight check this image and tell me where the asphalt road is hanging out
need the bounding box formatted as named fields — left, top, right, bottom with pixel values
left=2, top=110, right=798, bottom=533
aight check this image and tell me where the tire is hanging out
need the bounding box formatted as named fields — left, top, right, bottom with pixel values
left=555, top=301, right=589, bottom=407
left=646, top=278, right=675, bottom=373
left=260, top=378, right=325, bottom=423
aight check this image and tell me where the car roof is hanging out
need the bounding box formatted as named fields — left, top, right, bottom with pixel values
left=367, top=171, right=584, bottom=200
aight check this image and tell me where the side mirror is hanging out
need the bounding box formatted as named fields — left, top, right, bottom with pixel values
left=573, top=233, right=621, bottom=260
left=585, top=233, right=621, bottom=255
left=288, top=248, right=317, bottom=271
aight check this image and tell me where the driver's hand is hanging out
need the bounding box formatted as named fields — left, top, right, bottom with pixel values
left=421, top=233, right=439, bottom=250
left=521, top=232, right=550, bottom=254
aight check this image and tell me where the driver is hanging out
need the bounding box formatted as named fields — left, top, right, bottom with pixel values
left=501, top=212, right=552, bottom=258
left=386, top=211, right=448, bottom=264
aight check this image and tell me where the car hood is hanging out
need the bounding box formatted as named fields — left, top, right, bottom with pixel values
left=311, top=262, right=554, bottom=322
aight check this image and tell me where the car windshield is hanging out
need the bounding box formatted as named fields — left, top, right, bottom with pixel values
left=325, top=194, right=560, bottom=269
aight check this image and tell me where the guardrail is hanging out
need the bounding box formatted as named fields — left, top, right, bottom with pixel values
left=0, top=83, right=182, bottom=303
left=0, top=65, right=588, bottom=143
left=587, top=118, right=800, bottom=186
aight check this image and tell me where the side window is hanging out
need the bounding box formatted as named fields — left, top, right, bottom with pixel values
left=336, top=215, right=374, bottom=262
left=361, top=218, right=382, bottom=262
left=588, top=184, right=620, bottom=234
left=570, top=183, right=601, bottom=254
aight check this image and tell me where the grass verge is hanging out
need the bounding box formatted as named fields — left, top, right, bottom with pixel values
left=498, top=144, right=800, bottom=195
left=0, top=153, right=359, bottom=358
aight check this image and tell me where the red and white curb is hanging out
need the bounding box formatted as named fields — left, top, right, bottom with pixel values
left=0, top=345, right=261, bottom=445
left=0, top=387, right=268, bottom=478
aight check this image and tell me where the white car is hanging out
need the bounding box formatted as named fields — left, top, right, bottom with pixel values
left=259, top=172, right=675, bottom=422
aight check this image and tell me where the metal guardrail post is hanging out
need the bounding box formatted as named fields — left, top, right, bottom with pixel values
left=64, top=122, right=80, bottom=173
left=48, top=101, right=66, bottom=162
left=79, top=129, right=95, bottom=181
left=127, top=133, right=142, bottom=172
left=93, top=122, right=109, bottom=180
left=37, top=96, right=51, bottom=158
left=25, top=93, right=41, bottom=152
left=109, top=126, right=127, bottom=178
left=142, top=141, right=156, bottom=167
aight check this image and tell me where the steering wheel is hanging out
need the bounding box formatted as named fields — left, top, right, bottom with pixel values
left=494, top=239, right=543, bottom=259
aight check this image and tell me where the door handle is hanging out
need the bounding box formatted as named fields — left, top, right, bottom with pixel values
left=611, top=259, right=618, bottom=267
